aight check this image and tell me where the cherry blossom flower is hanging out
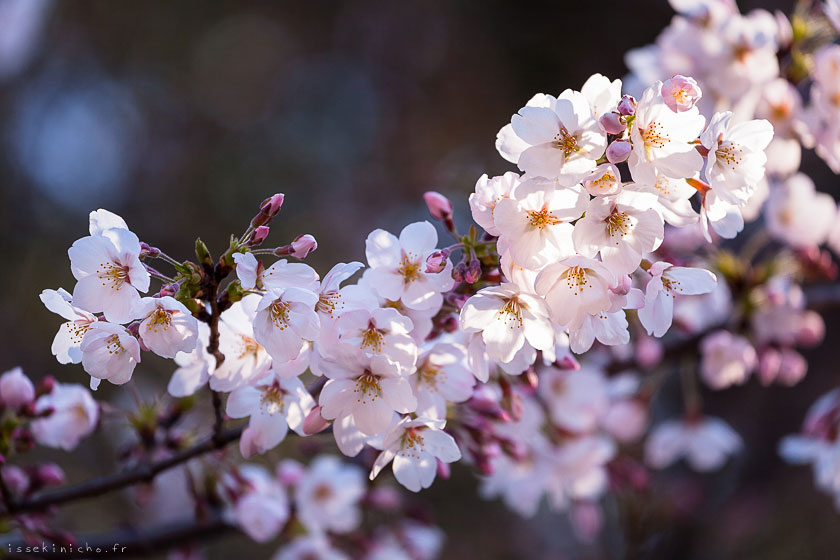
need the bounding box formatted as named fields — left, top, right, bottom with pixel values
left=700, top=111, right=773, bottom=206
left=538, top=365, right=610, bottom=433
left=370, top=417, right=461, bottom=492
left=459, top=283, right=554, bottom=364
left=315, top=261, right=364, bottom=320
left=230, top=465, right=289, bottom=543
left=661, top=75, right=702, bottom=113
left=411, top=342, right=475, bottom=420
left=493, top=179, right=587, bottom=270
left=699, top=189, right=744, bottom=241
left=39, top=288, right=97, bottom=365
left=765, top=173, right=836, bottom=248
left=319, top=353, right=417, bottom=436
left=496, top=90, right=607, bottom=184
left=211, top=296, right=272, bottom=391
left=545, top=436, right=616, bottom=510
left=294, top=455, right=365, bottom=534
left=80, top=321, right=141, bottom=387
left=699, top=330, right=757, bottom=390
left=335, top=307, right=418, bottom=376
left=167, top=323, right=215, bottom=397
left=534, top=255, right=615, bottom=327
left=365, top=222, right=454, bottom=311
left=0, top=367, right=34, bottom=409
left=68, top=226, right=150, bottom=323
left=572, top=191, right=664, bottom=276
left=31, top=383, right=99, bottom=450
left=132, top=296, right=198, bottom=359
left=581, top=73, right=622, bottom=120
left=638, top=262, right=717, bottom=337
left=253, top=287, right=320, bottom=364
left=624, top=172, right=698, bottom=227
left=469, top=172, right=522, bottom=236
left=227, top=371, right=315, bottom=458
left=581, top=163, right=622, bottom=197
left=645, top=416, right=742, bottom=472
left=628, top=81, right=706, bottom=186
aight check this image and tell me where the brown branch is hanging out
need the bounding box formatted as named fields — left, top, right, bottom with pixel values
left=3, top=514, right=235, bottom=559
left=3, top=426, right=243, bottom=516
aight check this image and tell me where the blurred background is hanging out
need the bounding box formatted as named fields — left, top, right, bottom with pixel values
left=1, top=0, right=839, bottom=558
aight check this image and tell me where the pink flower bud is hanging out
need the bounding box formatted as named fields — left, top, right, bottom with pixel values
left=440, top=315, right=459, bottom=333
left=0, top=368, right=35, bottom=409
left=606, top=140, right=632, bottom=164
left=425, top=249, right=450, bottom=273
left=36, top=463, right=66, bottom=486
left=662, top=75, right=702, bottom=113
left=160, top=283, right=178, bottom=297
left=452, top=262, right=467, bottom=282
left=261, top=194, right=285, bottom=217
left=37, top=376, right=55, bottom=397
left=796, top=311, right=825, bottom=347
left=758, top=347, right=782, bottom=386
left=290, top=234, right=317, bottom=259
left=302, top=405, right=330, bottom=435
left=423, top=191, right=452, bottom=220
left=599, top=112, right=626, bottom=135
left=139, top=242, right=160, bottom=259
left=636, top=336, right=664, bottom=368
left=464, top=259, right=482, bottom=284
left=617, top=94, right=636, bottom=116
left=2, top=465, right=29, bottom=494
left=276, top=459, right=305, bottom=486
left=611, top=274, right=632, bottom=296
left=778, top=348, right=807, bottom=386
left=247, top=226, right=270, bottom=247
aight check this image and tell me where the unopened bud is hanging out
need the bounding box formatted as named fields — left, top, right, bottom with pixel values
left=290, top=234, right=317, bottom=259
left=139, top=242, right=160, bottom=259
left=599, top=112, right=626, bottom=135
left=617, top=95, right=636, bottom=116
left=276, top=459, right=305, bottom=486
left=36, top=463, right=66, bottom=486
left=636, top=335, right=664, bottom=368
left=425, top=249, right=450, bottom=274
left=555, top=354, right=581, bottom=370
left=796, top=311, right=825, bottom=347
left=452, top=262, right=467, bottom=283
left=367, top=486, right=402, bottom=510
left=302, top=406, right=330, bottom=435
left=606, top=140, right=632, bottom=164
left=0, top=368, right=35, bottom=410
left=423, top=191, right=452, bottom=220
left=251, top=194, right=285, bottom=227
left=464, top=259, right=482, bottom=284
left=778, top=348, right=807, bottom=386
left=758, top=347, right=781, bottom=386
left=36, top=376, right=56, bottom=397
left=2, top=465, right=29, bottom=494
left=440, top=315, right=459, bottom=333
left=160, top=283, right=178, bottom=297
left=661, top=75, right=702, bottom=113
left=247, top=226, right=270, bottom=247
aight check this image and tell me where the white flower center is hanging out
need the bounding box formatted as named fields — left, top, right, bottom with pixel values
left=146, top=308, right=172, bottom=333
left=354, top=371, right=383, bottom=403
left=97, top=261, right=130, bottom=291
left=105, top=334, right=125, bottom=356
left=400, top=427, right=426, bottom=458
left=259, top=383, right=286, bottom=415
left=360, top=325, right=385, bottom=353
left=496, top=296, right=524, bottom=329
left=316, top=291, right=342, bottom=317
left=562, top=266, right=593, bottom=296
left=237, top=335, right=262, bottom=361
left=606, top=210, right=633, bottom=239
left=398, top=252, right=422, bottom=283
left=552, top=125, right=579, bottom=155
left=527, top=207, right=561, bottom=230
left=715, top=141, right=744, bottom=170
left=269, top=300, right=291, bottom=330
left=641, top=121, right=669, bottom=154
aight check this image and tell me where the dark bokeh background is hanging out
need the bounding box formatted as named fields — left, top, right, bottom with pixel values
left=1, top=1, right=839, bottom=558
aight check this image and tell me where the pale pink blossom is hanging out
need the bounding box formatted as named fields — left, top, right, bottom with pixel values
left=370, top=417, right=461, bottom=492
left=294, top=455, right=365, bottom=535
left=132, top=296, right=198, bottom=359
left=638, top=262, right=717, bottom=337
left=0, top=367, right=34, bottom=409
left=699, top=330, right=757, bottom=390
left=80, top=321, right=141, bottom=387
left=469, top=172, right=521, bottom=236
left=31, top=383, right=98, bottom=450
left=646, top=416, right=742, bottom=472
left=39, top=288, right=97, bottom=365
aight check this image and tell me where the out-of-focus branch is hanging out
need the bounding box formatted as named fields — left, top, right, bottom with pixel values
left=2, top=426, right=243, bottom=516
left=607, top=282, right=840, bottom=375
left=4, top=514, right=234, bottom=559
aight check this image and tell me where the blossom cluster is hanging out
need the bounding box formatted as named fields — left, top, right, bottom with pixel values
left=2, top=0, right=840, bottom=555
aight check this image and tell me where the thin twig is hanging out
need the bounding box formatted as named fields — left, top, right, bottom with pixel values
left=3, top=426, right=243, bottom=515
